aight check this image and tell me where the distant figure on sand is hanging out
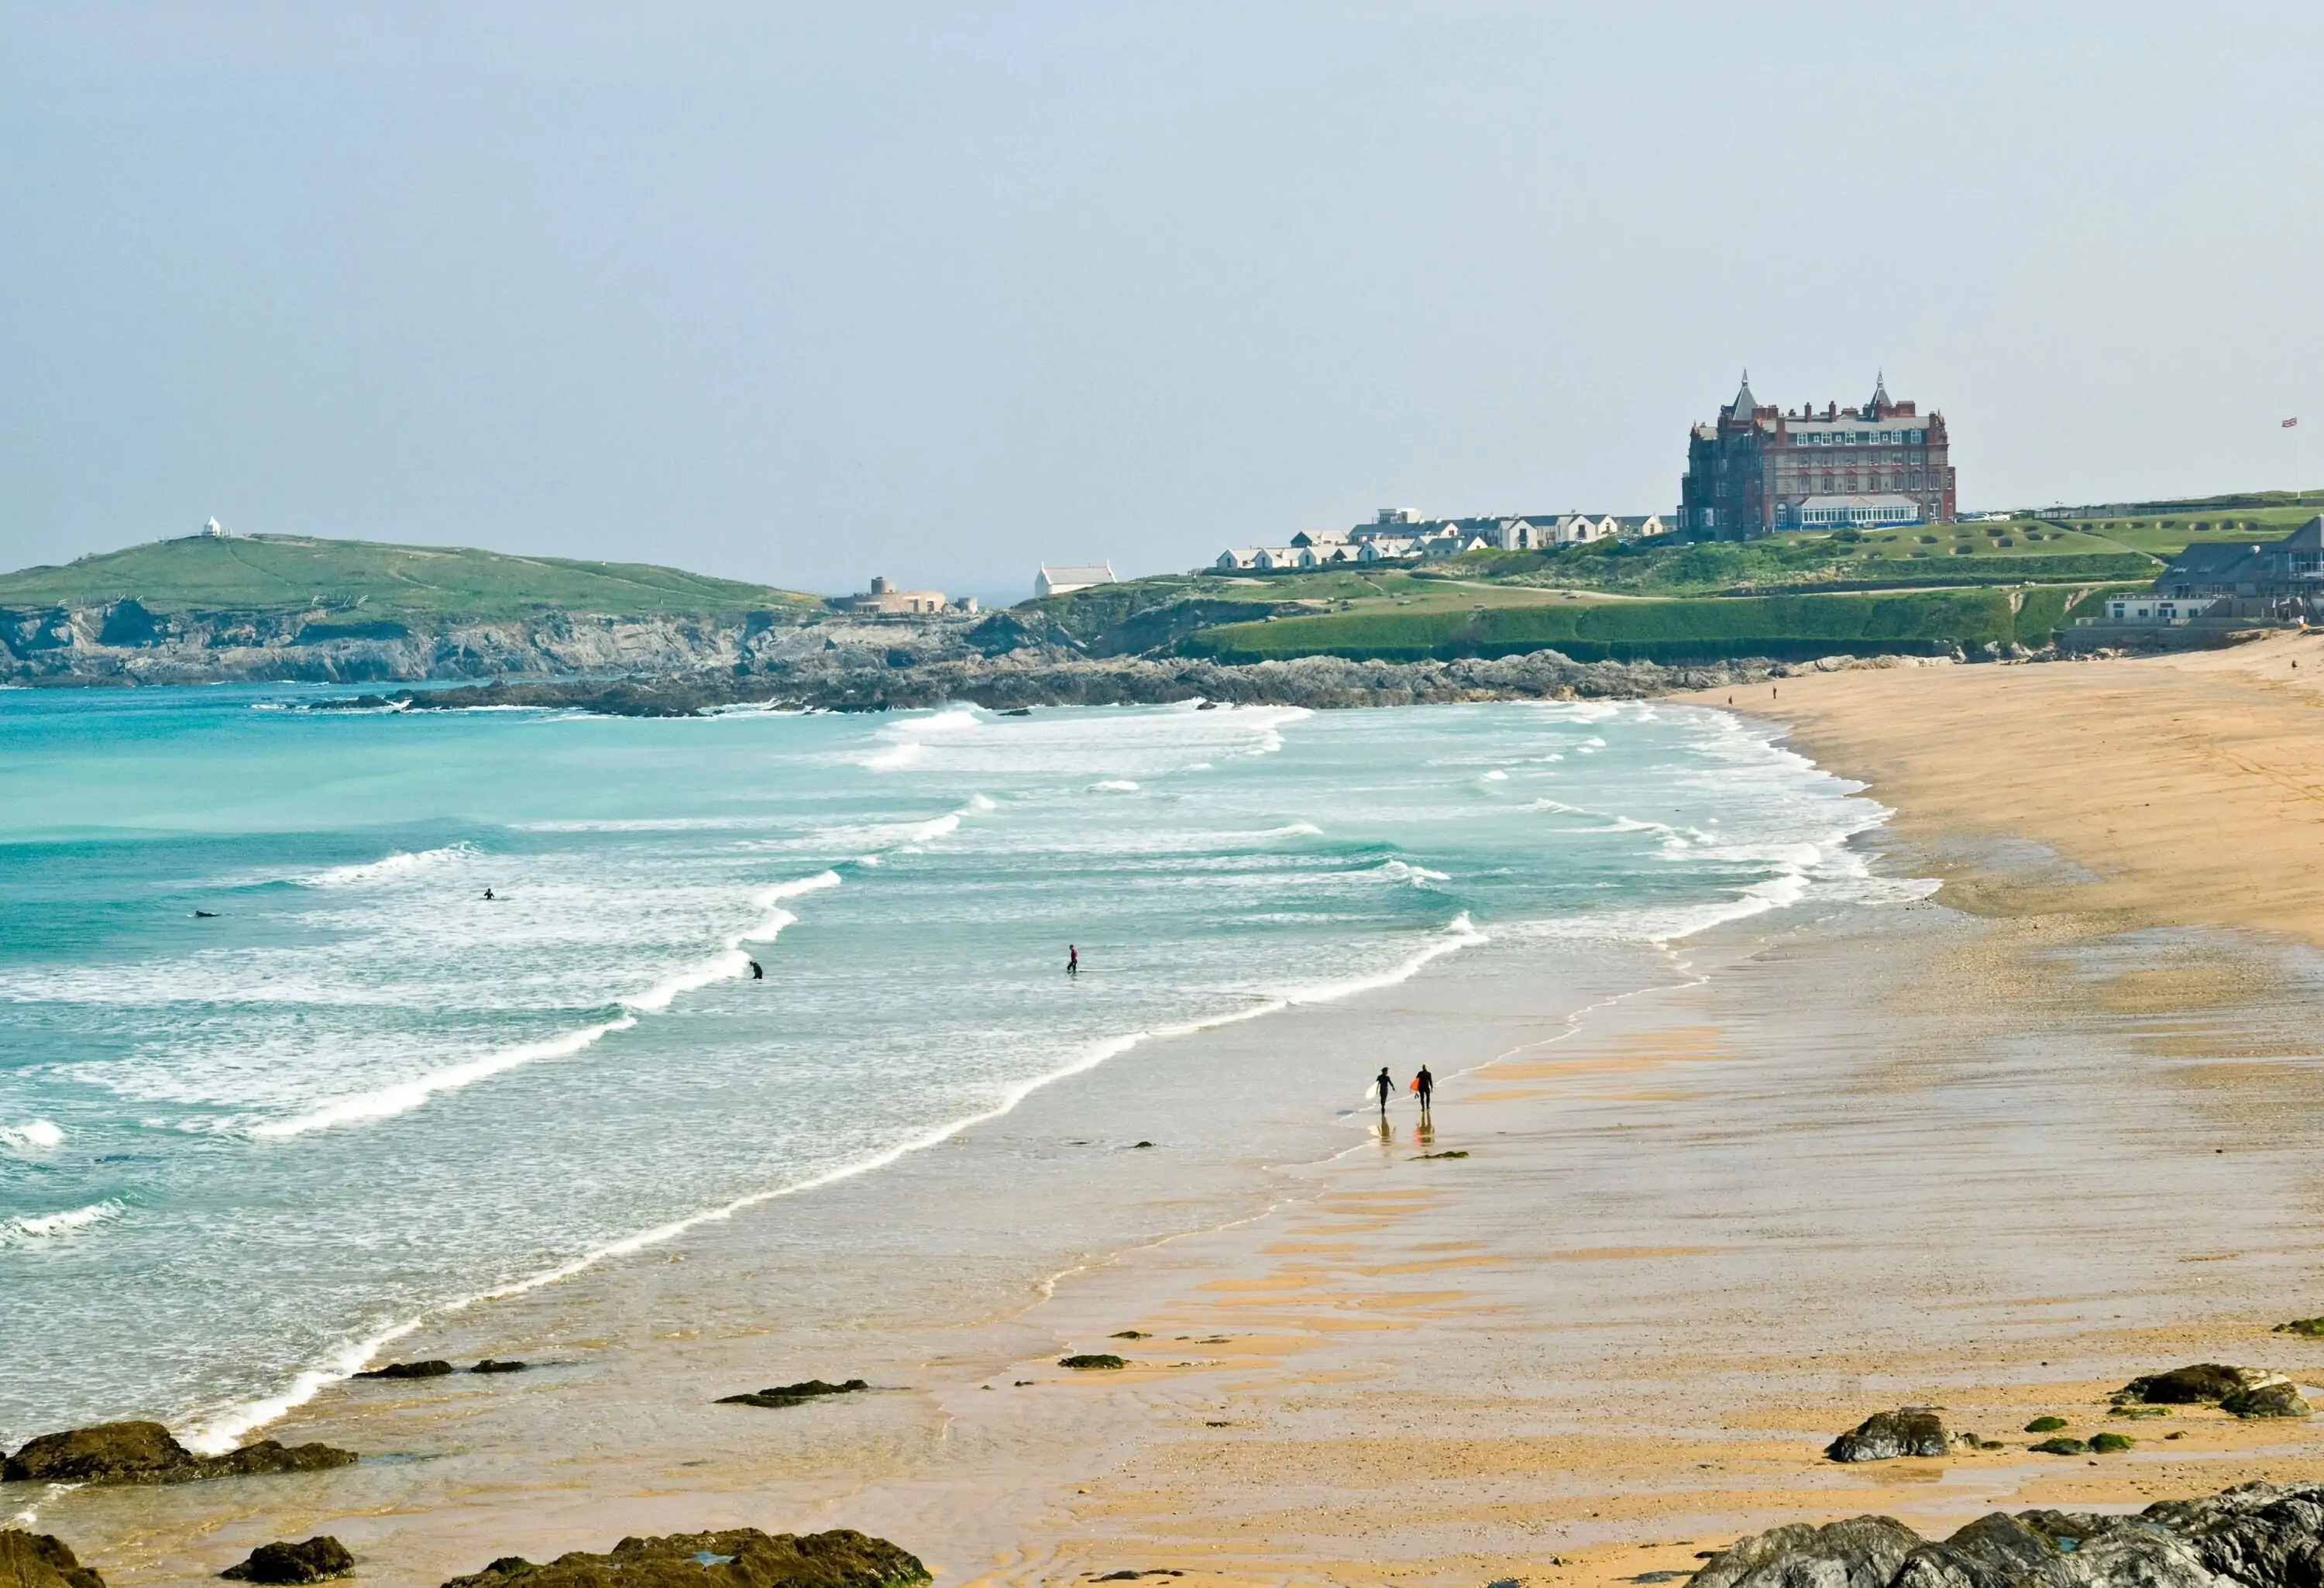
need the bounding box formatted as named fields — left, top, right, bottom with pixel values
left=1067, top=944, right=1079, bottom=977
left=748, top=959, right=764, bottom=981
left=1415, top=1064, right=1434, bottom=1119
left=1376, top=1066, right=1394, bottom=1117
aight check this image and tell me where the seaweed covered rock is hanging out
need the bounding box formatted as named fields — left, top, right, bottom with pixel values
left=2115, top=1365, right=2282, bottom=1406
left=471, top=1360, right=528, bottom=1375
left=0, top=1528, right=108, bottom=1588
left=220, top=1538, right=355, bottom=1583
left=438, top=1528, right=927, bottom=1588
left=354, top=1360, right=454, bottom=1380
left=716, top=1380, right=868, bottom=1408
left=1059, top=1355, right=1126, bottom=1372
left=1825, top=1409, right=1951, bottom=1463
left=2223, top=1383, right=2313, bottom=1420
left=1, top=1422, right=356, bottom=1486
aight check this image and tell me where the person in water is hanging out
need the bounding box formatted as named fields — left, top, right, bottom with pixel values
left=1375, top=1066, right=1394, bottom=1118
left=1067, top=944, right=1079, bottom=976
left=748, top=959, right=764, bottom=981
left=1415, top=1064, right=1434, bottom=1120
left=483, top=887, right=494, bottom=901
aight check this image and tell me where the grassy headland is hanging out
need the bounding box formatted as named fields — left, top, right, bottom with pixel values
left=0, top=534, right=820, bottom=625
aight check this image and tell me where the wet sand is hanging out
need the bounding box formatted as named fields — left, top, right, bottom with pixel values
left=29, top=651, right=2324, bottom=1586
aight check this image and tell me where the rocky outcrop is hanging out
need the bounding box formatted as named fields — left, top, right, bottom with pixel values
left=472, top=1359, right=527, bottom=1374
left=336, top=648, right=1936, bottom=719
left=438, top=1528, right=927, bottom=1588
left=2116, top=1366, right=2290, bottom=1407
left=1826, top=1409, right=1953, bottom=1463
left=1691, top=1483, right=2324, bottom=1588
left=2223, top=1383, right=2313, bottom=1419
left=354, top=1360, right=454, bottom=1379
left=716, top=1379, right=868, bottom=1408
left=220, top=1538, right=355, bottom=1583
left=0, top=1528, right=107, bottom=1588
left=1, top=1421, right=356, bottom=1486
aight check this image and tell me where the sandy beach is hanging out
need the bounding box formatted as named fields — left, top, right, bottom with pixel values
left=26, top=642, right=2324, bottom=1588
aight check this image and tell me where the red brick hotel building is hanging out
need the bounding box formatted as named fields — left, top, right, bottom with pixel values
left=1680, top=373, right=1955, bottom=539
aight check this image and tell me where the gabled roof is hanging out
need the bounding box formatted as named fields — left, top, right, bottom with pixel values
left=1040, top=563, right=1116, bottom=583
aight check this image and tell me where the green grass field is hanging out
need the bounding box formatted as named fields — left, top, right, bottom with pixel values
left=0, top=534, right=821, bottom=623
left=1179, top=586, right=2109, bottom=665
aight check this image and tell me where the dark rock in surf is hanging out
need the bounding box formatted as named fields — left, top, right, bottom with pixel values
left=2114, top=1364, right=2280, bottom=1405
left=220, top=1537, right=356, bottom=1583
left=1, top=1421, right=356, bottom=1486
left=716, top=1379, right=868, bottom=1408
left=354, top=1360, right=456, bottom=1380
left=471, top=1359, right=528, bottom=1374
left=437, top=1527, right=928, bottom=1588
left=1824, top=1409, right=1951, bottom=1463
left=0, top=1528, right=108, bottom=1588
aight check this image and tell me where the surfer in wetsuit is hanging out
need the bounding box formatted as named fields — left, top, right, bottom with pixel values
left=483, top=887, right=494, bottom=901
left=748, top=958, right=764, bottom=980
left=1376, top=1066, right=1394, bottom=1119
left=1415, top=1064, right=1434, bottom=1121
left=1067, top=944, right=1079, bottom=977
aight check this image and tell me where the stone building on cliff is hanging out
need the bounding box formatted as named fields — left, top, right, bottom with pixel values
left=1680, top=373, right=1956, bottom=539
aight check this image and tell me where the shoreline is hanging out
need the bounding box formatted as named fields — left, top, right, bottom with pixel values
left=26, top=651, right=2324, bottom=1586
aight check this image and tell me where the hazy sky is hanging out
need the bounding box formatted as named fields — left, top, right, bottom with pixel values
left=3, top=2, right=2320, bottom=598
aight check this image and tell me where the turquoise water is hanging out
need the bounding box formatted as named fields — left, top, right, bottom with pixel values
left=0, top=688, right=1893, bottom=1451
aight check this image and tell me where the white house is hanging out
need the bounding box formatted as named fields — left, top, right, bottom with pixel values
left=1036, top=562, right=1116, bottom=598
left=1215, top=548, right=1263, bottom=571
left=1253, top=547, right=1305, bottom=571
left=1357, top=538, right=1418, bottom=562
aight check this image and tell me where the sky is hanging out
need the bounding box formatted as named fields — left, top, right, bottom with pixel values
left=2, top=2, right=2321, bottom=600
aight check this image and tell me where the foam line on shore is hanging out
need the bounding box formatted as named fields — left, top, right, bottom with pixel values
left=2, top=1200, right=124, bottom=1248
left=181, top=910, right=1489, bottom=1452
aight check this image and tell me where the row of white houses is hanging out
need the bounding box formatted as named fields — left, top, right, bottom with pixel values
left=1216, top=510, right=1671, bottom=572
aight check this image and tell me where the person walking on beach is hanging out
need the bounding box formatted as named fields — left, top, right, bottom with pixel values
left=1415, top=1064, right=1434, bottom=1120
left=1067, top=944, right=1079, bottom=977
left=1375, top=1066, right=1394, bottom=1119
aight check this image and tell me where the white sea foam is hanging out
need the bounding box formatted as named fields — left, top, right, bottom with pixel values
left=1374, top=859, right=1451, bottom=885
left=1091, top=779, right=1140, bottom=792
left=1483, top=769, right=1509, bottom=781
left=0, top=1119, right=64, bottom=1151
left=304, top=844, right=476, bottom=888
left=2, top=1200, right=122, bottom=1247
left=250, top=869, right=837, bottom=1139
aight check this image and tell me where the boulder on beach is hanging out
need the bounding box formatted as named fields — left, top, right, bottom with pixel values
left=1059, top=1354, right=1126, bottom=1372
left=353, top=1360, right=455, bottom=1380
left=471, top=1360, right=528, bottom=1375
left=2223, top=1382, right=2313, bottom=1419
left=2113, top=1364, right=2281, bottom=1405
left=2030, top=1436, right=2089, bottom=1455
left=220, top=1538, right=355, bottom=1583
left=1689, top=1481, right=2324, bottom=1588
left=716, top=1379, right=868, bottom=1408
left=1, top=1421, right=356, bottom=1486
left=2274, top=1318, right=2324, bottom=1338
left=0, top=1528, right=108, bottom=1588
left=437, top=1527, right=928, bottom=1588
left=1824, top=1409, right=1951, bottom=1463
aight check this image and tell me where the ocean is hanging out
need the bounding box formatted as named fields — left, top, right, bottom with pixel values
left=0, top=686, right=1899, bottom=1453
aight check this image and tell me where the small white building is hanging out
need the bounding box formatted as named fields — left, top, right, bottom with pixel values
left=1036, top=562, right=1116, bottom=598
left=1788, top=493, right=1921, bottom=529
left=1216, top=548, right=1263, bottom=571
left=2102, top=595, right=2214, bottom=625
left=842, top=576, right=950, bottom=615
left=1357, top=538, right=1419, bottom=563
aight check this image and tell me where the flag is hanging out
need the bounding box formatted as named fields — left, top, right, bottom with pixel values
left=2288, top=418, right=2301, bottom=428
